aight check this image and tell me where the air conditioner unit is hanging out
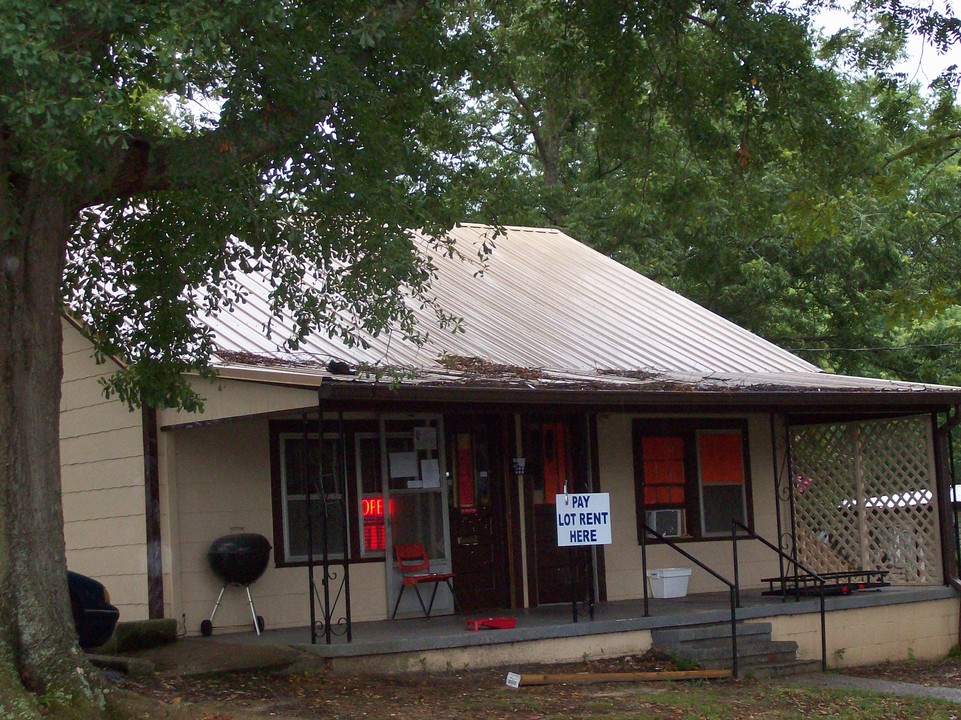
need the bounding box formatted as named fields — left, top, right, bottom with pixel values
left=646, top=509, right=684, bottom=538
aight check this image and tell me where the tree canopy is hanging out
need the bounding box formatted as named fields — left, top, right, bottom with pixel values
left=458, top=0, right=961, bottom=383
left=1, top=1, right=960, bottom=717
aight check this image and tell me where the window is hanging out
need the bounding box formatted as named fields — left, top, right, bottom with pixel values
left=634, top=419, right=751, bottom=541
left=355, top=433, right=391, bottom=558
left=452, top=431, right=492, bottom=513
left=697, top=431, right=747, bottom=535
left=277, top=433, right=347, bottom=562
left=641, top=436, right=686, bottom=505
left=380, top=417, right=447, bottom=560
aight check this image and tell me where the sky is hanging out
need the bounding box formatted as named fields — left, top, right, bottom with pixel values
left=812, top=1, right=961, bottom=89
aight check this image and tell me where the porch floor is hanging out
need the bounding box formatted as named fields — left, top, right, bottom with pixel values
left=210, top=585, right=956, bottom=660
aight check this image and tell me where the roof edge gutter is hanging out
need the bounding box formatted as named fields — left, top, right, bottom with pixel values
left=314, top=380, right=961, bottom=411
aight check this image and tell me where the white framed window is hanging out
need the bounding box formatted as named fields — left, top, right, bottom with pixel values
left=696, top=430, right=748, bottom=536
left=634, top=419, right=753, bottom=542
left=279, top=433, right=347, bottom=562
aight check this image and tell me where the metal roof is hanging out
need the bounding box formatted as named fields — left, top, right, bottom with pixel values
left=199, top=223, right=961, bottom=406
left=206, top=224, right=819, bottom=373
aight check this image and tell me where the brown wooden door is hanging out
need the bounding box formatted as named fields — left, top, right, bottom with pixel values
left=526, top=418, right=590, bottom=605
left=448, top=416, right=510, bottom=613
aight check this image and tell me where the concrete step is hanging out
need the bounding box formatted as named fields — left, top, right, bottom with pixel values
left=698, top=648, right=799, bottom=670
left=740, top=659, right=823, bottom=679
left=651, top=620, right=820, bottom=679
left=651, top=621, right=772, bottom=645
left=671, top=638, right=798, bottom=664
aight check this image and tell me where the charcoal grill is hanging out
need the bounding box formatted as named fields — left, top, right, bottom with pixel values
left=200, top=533, right=271, bottom=637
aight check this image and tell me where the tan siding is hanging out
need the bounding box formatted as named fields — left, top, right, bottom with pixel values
left=60, top=372, right=128, bottom=413
left=63, top=489, right=149, bottom=526
left=60, top=403, right=141, bottom=439
left=165, top=418, right=394, bottom=634
left=159, top=378, right=317, bottom=428
left=60, top=426, right=143, bottom=465
left=65, top=544, right=148, bottom=576
left=65, top=516, right=146, bottom=554
left=60, top=320, right=148, bottom=621
left=61, top=456, right=145, bottom=494
left=62, top=323, right=95, bottom=354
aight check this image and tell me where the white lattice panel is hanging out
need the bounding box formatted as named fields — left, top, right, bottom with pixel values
left=790, top=424, right=862, bottom=573
left=789, top=416, right=941, bottom=585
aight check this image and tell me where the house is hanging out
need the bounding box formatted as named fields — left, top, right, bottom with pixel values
left=60, top=224, right=961, bottom=669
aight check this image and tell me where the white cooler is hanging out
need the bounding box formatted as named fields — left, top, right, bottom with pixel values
left=646, top=567, right=692, bottom=598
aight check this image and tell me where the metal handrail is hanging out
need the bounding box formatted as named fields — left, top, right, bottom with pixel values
left=640, top=522, right=741, bottom=679
left=731, top=520, right=827, bottom=671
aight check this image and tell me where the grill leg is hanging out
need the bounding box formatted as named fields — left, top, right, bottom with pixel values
left=208, top=584, right=228, bottom=624
left=245, top=585, right=261, bottom=636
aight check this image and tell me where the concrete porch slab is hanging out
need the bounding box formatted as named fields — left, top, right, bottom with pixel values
left=202, top=585, right=957, bottom=673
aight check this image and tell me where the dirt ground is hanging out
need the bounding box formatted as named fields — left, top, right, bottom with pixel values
left=843, top=652, right=961, bottom=688
left=112, top=650, right=961, bottom=720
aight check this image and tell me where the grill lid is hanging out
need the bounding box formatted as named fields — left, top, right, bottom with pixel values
left=207, top=533, right=272, bottom=585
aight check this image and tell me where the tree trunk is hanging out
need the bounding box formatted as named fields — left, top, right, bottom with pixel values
left=0, top=178, right=110, bottom=717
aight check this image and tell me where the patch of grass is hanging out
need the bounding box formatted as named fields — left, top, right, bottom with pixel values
left=665, top=652, right=701, bottom=671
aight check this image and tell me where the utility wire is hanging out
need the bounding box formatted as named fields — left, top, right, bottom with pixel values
left=787, top=342, right=961, bottom=353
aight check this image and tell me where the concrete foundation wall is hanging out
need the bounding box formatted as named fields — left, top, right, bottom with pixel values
left=327, top=595, right=960, bottom=674
left=329, top=630, right=655, bottom=674
left=770, top=597, right=959, bottom=668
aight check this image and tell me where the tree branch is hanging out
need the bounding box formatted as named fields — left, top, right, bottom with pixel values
left=886, top=131, right=961, bottom=166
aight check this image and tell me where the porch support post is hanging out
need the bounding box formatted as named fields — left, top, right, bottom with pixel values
left=318, top=393, right=331, bottom=645
left=338, top=411, right=352, bottom=642
left=935, top=409, right=961, bottom=588
left=784, top=420, right=799, bottom=580
left=950, top=423, right=961, bottom=581
left=304, top=412, right=317, bottom=644
left=770, top=414, right=786, bottom=583
left=641, top=516, right=649, bottom=617
left=584, top=411, right=597, bottom=620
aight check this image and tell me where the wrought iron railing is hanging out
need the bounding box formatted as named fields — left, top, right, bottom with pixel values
left=640, top=523, right=741, bottom=679
left=731, top=520, right=826, bottom=671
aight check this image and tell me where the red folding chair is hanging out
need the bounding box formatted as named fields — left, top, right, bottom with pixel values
left=391, top=543, right=459, bottom=619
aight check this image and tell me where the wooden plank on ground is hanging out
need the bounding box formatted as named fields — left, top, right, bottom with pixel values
left=516, top=669, right=732, bottom=685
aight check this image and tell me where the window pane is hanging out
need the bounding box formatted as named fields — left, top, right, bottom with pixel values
left=701, top=485, right=746, bottom=535
left=641, top=435, right=685, bottom=505
left=643, top=436, right=684, bottom=461
left=283, top=437, right=341, bottom=495
left=390, top=493, right=445, bottom=559
left=385, top=436, right=416, bottom=491
left=286, top=497, right=346, bottom=559
left=357, top=436, right=383, bottom=496
left=699, top=433, right=744, bottom=485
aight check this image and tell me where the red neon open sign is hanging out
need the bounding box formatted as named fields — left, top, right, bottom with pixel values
left=362, top=496, right=390, bottom=552
left=362, top=497, right=392, bottom=517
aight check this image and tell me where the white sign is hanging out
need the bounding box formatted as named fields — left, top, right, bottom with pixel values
left=505, top=672, right=521, bottom=688
left=556, top=493, right=612, bottom=547
left=420, top=459, right=441, bottom=488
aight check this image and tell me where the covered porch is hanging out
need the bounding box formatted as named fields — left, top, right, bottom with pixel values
left=210, top=585, right=959, bottom=673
